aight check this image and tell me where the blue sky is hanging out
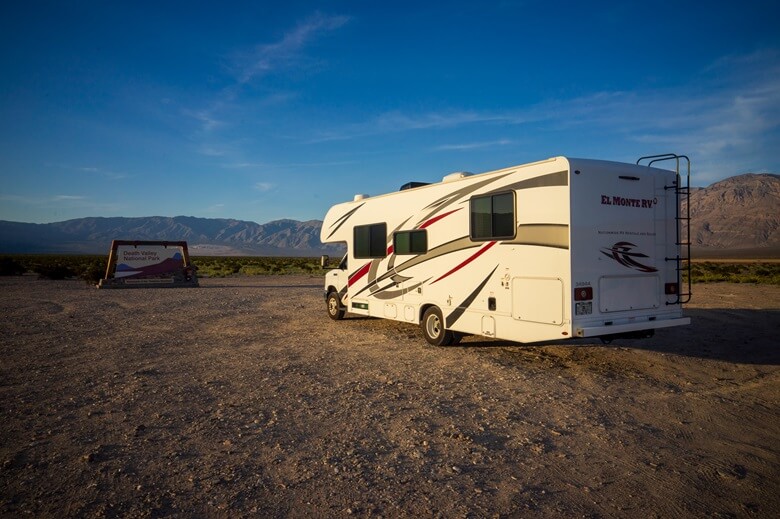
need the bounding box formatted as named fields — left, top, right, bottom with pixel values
left=1, top=1, right=779, bottom=224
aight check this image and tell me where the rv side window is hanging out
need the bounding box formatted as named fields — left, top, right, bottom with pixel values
left=354, top=223, right=387, bottom=258
left=470, top=192, right=516, bottom=240
left=394, top=230, right=427, bottom=255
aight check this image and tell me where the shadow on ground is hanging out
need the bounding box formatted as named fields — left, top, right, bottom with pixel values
left=353, top=307, right=780, bottom=366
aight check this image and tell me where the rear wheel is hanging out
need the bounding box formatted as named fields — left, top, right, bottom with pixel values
left=327, top=291, right=345, bottom=320
left=421, top=306, right=454, bottom=346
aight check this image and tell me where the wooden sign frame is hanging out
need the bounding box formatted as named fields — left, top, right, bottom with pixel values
left=97, top=240, right=198, bottom=289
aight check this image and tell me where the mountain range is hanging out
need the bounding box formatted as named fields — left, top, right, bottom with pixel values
left=1, top=173, right=778, bottom=257
left=684, top=173, right=780, bottom=257
left=0, top=217, right=345, bottom=256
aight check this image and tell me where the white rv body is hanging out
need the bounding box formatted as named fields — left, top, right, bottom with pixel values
left=321, top=156, right=690, bottom=345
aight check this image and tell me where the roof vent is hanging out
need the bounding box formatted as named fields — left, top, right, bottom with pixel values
left=442, top=171, right=472, bottom=183
left=400, top=181, right=430, bottom=191
left=353, top=194, right=369, bottom=201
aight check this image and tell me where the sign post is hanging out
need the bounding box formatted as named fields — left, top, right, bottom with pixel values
left=97, top=240, right=198, bottom=288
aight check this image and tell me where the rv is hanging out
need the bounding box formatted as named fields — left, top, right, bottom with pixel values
left=320, top=154, right=691, bottom=345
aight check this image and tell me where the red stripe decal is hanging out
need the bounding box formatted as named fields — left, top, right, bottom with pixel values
left=431, top=241, right=497, bottom=284
left=387, top=244, right=394, bottom=255
left=348, top=262, right=371, bottom=287
left=420, top=208, right=462, bottom=229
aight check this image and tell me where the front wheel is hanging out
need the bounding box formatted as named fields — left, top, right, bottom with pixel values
left=327, top=291, right=345, bottom=320
left=421, top=306, right=455, bottom=346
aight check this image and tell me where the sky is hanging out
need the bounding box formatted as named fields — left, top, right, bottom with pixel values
left=1, top=1, right=779, bottom=225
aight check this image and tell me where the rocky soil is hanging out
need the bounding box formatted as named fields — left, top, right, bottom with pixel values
left=1, top=276, right=779, bottom=518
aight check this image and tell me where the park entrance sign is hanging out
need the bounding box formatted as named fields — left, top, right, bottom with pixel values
left=97, top=240, right=198, bottom=288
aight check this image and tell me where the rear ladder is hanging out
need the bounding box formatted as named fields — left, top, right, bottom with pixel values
left=637, top=153, right=692, bottom=304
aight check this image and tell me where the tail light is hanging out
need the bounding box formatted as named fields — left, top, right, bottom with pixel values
left=574, top=286, right=593, bottom=316
left=574, top=287, right=593, bottom=301
left=665, top=282, right=678, bottom=295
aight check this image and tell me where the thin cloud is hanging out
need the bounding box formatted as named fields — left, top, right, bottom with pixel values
left=375, top=110, right=497, bottom=130
left=1, top=191, right=128, bottom=221
left=188, top=12, right=350, bottom=142
left=231, top=12, right=351, bottom=85
left=2, top=194, right=87, bottom=204
left=310, top=110, right=536, bottom=142
left=223, top=159, right=355, bottom=170
left=311, top=49, right=778, bottom=183
left=625, top=55, right=779, bottom=182
left=254, top=182, right=274, bottom=192
left=703, top=48, right=780, bottom=83
left=223, top=162, right=268, bottom=169
left=54, top=164, right=127, bottom=180
left=198, top=146, right=229, bottom=157
left=183, top=108, right=225, bottom=132
left=196, top=138, right=251, bottom=158
left=435, top=139, right=514, bottom=151
left=205, top=203, right=226, bottom=213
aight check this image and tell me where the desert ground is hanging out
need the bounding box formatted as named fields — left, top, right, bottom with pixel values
left=1, top=275, right=778, bottom=518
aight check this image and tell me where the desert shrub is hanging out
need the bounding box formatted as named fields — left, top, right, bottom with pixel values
left=194, top=264, right=230, bottom=278
left=0, top=257, right=26, bottom=276
left=79, top=262, right=107, bottom=284
left=239, top=265, right=270, bottom=276
left=688, top=262, right=780, bottom=284
left=35, top=264, right=77, bottom=280
left=190, top=256, right=321, bottom=276
left=10, top=255, right=107, bottom=281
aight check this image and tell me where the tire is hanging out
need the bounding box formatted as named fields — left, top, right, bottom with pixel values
left=327, top=291, right=345, bottom=321
left=421, top=306, right=454, bottom=346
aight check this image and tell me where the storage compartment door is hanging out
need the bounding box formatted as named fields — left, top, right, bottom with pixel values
left=512, top=277, right=563, bottom=325
left=599, top=275, right=660, bottom=313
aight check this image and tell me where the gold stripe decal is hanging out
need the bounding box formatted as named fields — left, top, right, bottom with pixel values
left=482, top=170, right=568, bottom=196
left=504, top=224, right=569, bottom=249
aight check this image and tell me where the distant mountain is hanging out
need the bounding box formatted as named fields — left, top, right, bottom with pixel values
left=684, top=173, right=780, bottom=255
left=2, top=173, right=778, bottom=257
left=0, top=216, right=345, bottom=256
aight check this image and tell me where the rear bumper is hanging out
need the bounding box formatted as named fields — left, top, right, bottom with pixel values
left=574, top=317, right=690, bottom=338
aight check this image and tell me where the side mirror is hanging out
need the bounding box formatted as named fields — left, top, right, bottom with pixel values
left=320, top=255, right=329, bottom=269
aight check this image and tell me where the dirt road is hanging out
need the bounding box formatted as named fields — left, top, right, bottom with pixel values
left=1, top=276, right=778, bottom=517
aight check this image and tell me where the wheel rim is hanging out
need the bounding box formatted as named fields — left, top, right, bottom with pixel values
left=328, top=296, right=339, bottom=315
left=425, top=313, right=441, bottom=339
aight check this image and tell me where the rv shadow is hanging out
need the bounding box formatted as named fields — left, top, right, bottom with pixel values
left=628, top=307, right=780, bottom=365
left=457, top=308, right=780, bottom=366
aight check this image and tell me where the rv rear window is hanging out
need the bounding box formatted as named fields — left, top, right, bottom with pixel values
left=354, top=223, right=387, bottom=258
left=394, top=230, right=427, bottom=255
left=470, top=192, right=515, bottom=240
